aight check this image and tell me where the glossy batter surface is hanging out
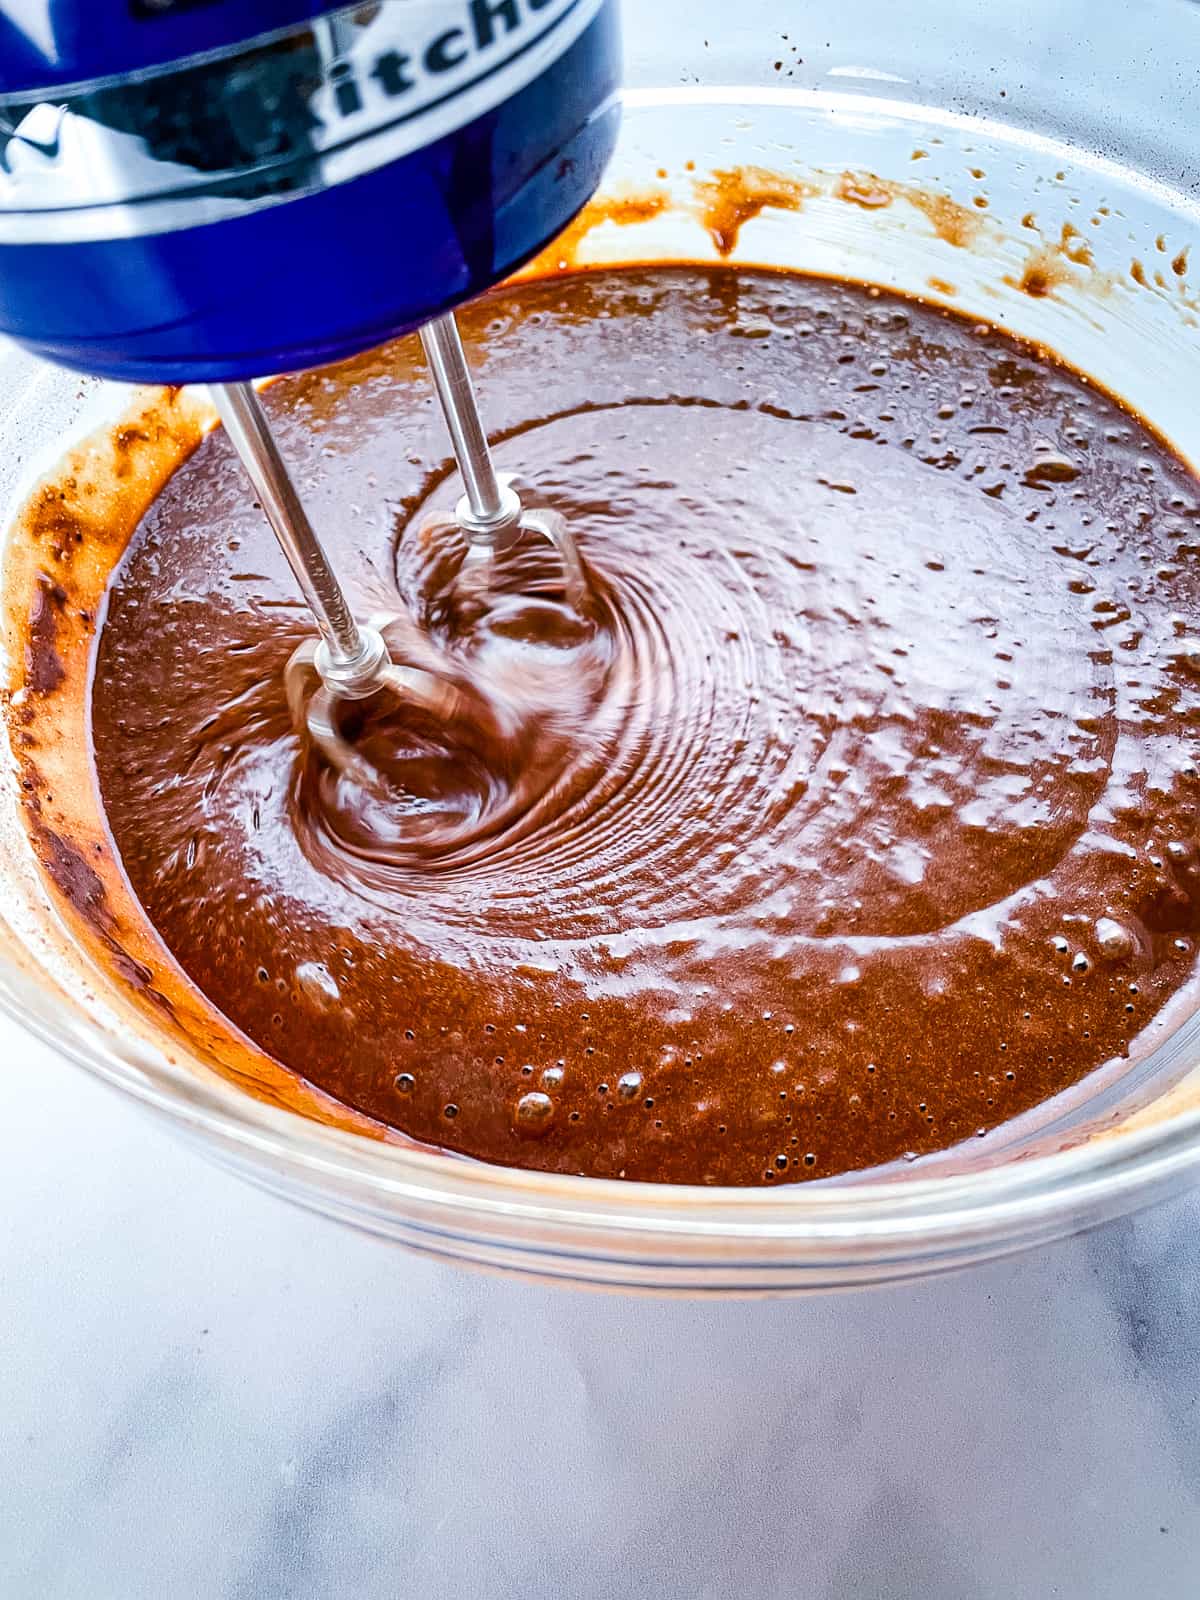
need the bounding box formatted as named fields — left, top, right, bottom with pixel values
left=92, top=267, right=1200, bottom=1183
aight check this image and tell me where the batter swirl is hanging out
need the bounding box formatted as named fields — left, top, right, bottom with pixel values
left=91, top=268, right=1200, bottom=1183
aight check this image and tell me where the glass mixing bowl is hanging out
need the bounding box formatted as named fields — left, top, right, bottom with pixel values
left=3, top=0, right=1200, bottom=1291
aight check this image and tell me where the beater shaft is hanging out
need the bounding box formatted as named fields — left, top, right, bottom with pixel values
left=209, top=381, right=387, bottom=698
left=419, top=314, right=521, bottom=546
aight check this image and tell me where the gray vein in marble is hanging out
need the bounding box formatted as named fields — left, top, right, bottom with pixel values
left=1088, top=1214, right=1200, bottom=1495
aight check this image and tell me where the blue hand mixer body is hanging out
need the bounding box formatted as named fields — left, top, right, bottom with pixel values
left=0, top=0, right=622, bottom=382
left=0, top=0, right=625, bottom=782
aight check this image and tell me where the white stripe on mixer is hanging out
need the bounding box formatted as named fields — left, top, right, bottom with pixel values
left=319, top=0, right=609, bottom=189
left=0, top=0, right=610, bottom=242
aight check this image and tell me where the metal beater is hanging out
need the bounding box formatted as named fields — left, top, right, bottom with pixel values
left=209, top=312, right=585, bottom=781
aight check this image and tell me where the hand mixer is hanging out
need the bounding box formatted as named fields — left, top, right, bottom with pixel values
left=0, top=0, right=621, bottom=764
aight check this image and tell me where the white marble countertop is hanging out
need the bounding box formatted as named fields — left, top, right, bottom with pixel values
left=2, top=1019, right=1198, bottom=1598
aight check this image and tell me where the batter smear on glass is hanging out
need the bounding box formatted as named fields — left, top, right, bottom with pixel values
left=91, top=267, right=1200, bottom=1184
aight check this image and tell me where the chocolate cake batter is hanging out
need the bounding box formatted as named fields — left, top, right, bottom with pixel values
left=90, top=267, right=1200, bottom=1184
